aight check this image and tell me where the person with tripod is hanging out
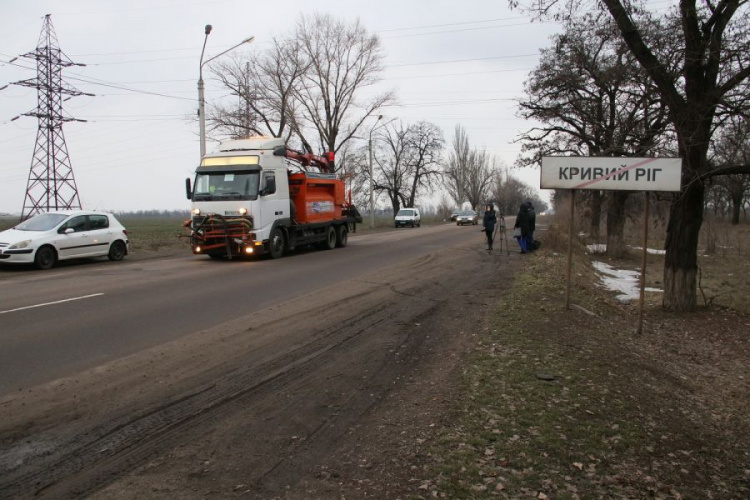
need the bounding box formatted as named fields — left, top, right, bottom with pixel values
left=482, top=202, right=497, bottom=251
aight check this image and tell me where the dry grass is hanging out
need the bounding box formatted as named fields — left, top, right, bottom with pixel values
left=421, top=217, right=750, bottom=499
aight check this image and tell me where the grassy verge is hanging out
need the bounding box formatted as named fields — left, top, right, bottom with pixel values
left=117, top=216, right=187, bottom=255
left=421, top=222, right=750, bottom=499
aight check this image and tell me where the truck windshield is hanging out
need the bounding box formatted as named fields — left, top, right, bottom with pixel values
left=192, top=171, right=260, bottom=201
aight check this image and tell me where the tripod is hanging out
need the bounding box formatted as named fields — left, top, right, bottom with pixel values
left=493, top=215, right=511, bottom=256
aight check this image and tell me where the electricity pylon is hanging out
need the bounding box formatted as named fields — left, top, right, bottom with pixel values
left=13, top=14, right=92, bottom=220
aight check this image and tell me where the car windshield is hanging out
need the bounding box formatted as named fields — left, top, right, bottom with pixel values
left=193, top=171, right=260, bottom=201
left=397, top=209, right=414, bottom=216
left=459, top=211, right=475, bottom=216
left=14, top=213, right=68, bottom=231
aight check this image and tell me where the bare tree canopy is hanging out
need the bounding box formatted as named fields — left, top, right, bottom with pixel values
left=492, top=170, right=548, bottom=216
left=207, top=14, right=394, bottom=156
left=708, top=116, right=750, bottom=223
left=294, top=13, right=395, bottom=154
left=444, top=125, right=496, bottom=210
left=517, top=10, right=672, bottom=257
left=444, top=125, right=473, bottom=207
left=370, top=121, right=444, bottom=214
left=512, top=0, right=750, bottom=311
left=208, top=37, right=306, bottom=141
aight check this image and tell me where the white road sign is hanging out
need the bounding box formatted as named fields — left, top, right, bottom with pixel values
left=541, top=157, right=682, bottom=192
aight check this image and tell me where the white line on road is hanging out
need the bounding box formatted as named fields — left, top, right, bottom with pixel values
left=0, top=293, right=105, bottom=315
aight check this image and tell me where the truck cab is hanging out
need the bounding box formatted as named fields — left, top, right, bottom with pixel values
left=185, top=136, right=360, bottom=259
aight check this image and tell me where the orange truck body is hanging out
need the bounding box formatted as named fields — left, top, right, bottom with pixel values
left=289, top=172, right=346, bottom=225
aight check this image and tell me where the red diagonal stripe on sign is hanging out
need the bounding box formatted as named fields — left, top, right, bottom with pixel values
left=574, top=158, right=658, bottom=189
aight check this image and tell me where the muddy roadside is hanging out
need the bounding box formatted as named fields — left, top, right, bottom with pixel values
left=0, top=238, right=520, bottom=499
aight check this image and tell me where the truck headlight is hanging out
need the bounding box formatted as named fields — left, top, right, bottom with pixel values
left=192, top=208, right=201, bottom=215
left=239, top=207, right=248, bottom=215
left=9, top=240, right=31, bottom=249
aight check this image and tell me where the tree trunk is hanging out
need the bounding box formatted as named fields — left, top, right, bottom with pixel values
left=390, top=195, right=400, bottom=216
left=662, top=177, right=705, bottom=312
left=605, top=191, right=629, bottom=259
left=731, top=191, right=742, bottom=225
left=590, top=191, right=602, bottom=242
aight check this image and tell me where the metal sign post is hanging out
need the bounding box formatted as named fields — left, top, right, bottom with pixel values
left=565, top=190, right=575, bottom=310
left=637, top=193, right=650, bottom=334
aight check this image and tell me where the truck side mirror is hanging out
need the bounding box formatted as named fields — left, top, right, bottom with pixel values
left=262, top=177, right=276, bottom=195
left=185, top=178, right=192, bottom=200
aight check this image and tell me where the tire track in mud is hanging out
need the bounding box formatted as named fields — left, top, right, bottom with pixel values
left=246, top=299, right=448, bottom=498
left=0, top=268, right=448, bottom=499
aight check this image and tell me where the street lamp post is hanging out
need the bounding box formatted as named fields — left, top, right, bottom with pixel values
left=198, top=26, right=254, bottom=161
left=368, top=115, right=383, bottom=229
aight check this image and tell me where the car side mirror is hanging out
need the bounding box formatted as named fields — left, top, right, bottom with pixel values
left=64, top=228, right=74, bottom=235
left=185, top=178, right=192, bottom=200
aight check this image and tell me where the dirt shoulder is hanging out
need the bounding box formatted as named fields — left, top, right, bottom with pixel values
left=0, top=237, right=520, bottom=499
left=416, top=243, right=750, bottom=499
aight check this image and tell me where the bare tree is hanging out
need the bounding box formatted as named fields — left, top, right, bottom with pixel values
left=444, top=125, right=473, bottom=207
left=516, top=10, right=671, bottom=256
left=492, top=169, right=546, bottom=216
left=464, top=149, right=497, bottom=211
left=402, top=121, right=444, bottom=208
left=709, top=116, right=750, bottom=224
left=293, top=14, right=395, bottom=154
left=371, top=121, right=445, bottom=214
left=208, top=37, right=306, bottom=141
left=513, top=0, right=750, bottom=311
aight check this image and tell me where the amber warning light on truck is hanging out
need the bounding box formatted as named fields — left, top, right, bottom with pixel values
left=541, top=157, right=682, bottom=192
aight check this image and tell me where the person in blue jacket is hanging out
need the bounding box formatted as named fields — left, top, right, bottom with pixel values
left=482, top=203, right=497, bottom=250
left=514, top=201, right=536, bottom=253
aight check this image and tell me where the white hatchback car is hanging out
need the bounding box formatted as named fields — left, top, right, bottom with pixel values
left=0, top=211, right=129, bottom=270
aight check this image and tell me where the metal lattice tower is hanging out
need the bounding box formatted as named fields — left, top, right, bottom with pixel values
left=14, top=15, right=91, bottom=220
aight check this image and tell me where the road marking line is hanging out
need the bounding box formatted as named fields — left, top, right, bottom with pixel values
left=0, top=293, right=105, bottom=315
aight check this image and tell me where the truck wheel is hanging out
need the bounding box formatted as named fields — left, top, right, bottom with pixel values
left=335, top=225, right=348, bottom=248
left=269, top=228, right=285, bottom=259
left=323, top=226, right=336, bottom=250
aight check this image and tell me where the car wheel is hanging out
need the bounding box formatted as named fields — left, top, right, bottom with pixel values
left=34, top=245, right=57, bottom=270
left=108, top=240, right=127, bottom=261
left=323, top=226, right=336, bottom=250
left=417, top=221, right=421, bottom=227
left=335, top=225, right=348, bottom=248
left=269, top=227, right=285, bottom=259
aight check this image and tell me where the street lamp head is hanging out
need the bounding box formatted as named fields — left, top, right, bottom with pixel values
left=205, top=24, right=212, bottom=35
left=377, top=115, right=383, bottom=120
left=242, top=36, right=255, bottom=45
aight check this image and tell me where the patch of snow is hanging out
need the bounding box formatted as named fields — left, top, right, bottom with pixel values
left=586, top=244, right=667, bottom=255
left=592, top=261, right=663, bottom=303
left=630, top=246, right=666, bottom=255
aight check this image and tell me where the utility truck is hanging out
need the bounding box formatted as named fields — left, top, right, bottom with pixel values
left=184, top=136, right=361, bottom=260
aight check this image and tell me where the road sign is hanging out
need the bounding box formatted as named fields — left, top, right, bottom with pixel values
left=541, top=157, right=682, bottom=192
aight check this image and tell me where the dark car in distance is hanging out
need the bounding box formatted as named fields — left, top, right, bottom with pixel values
left=455, top=210, right=478, bottom=226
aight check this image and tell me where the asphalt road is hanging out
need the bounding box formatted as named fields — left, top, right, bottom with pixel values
left=0, top=222, right=507, bottom=397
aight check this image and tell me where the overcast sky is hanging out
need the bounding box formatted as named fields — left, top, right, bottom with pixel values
left=0, top=0, right=567, bottom=214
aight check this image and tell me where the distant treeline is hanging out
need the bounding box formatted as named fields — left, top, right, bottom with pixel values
left=116, top=210, right=189, bottom=218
